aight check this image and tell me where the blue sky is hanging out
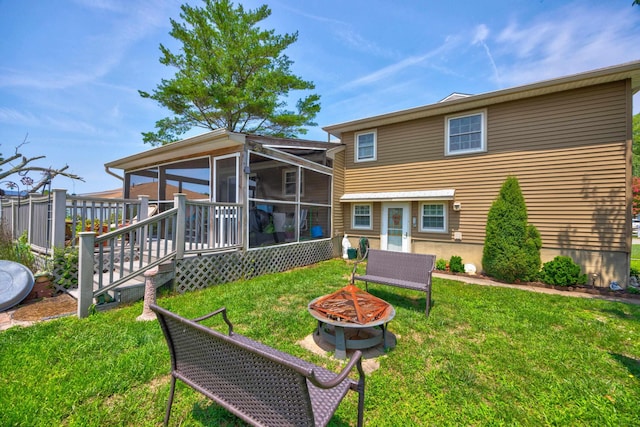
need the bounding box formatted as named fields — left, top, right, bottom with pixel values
left=1, top=0, right=639, bottom=194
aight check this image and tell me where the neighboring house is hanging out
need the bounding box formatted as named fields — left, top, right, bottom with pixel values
left=324, top=61, right=640, bottom=286
left=104, top=130, right=340, bottom=249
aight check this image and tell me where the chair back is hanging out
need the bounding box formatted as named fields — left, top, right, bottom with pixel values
left=153, top=305, right=317, bottom=425
left=366, top=249, right=435, bottom=284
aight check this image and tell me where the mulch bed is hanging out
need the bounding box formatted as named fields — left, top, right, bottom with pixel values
left=436, top=270, right=640, bottom=300
left=12, top=294, right=77, bottom=321
left=10, top=277, right=76, bottom=321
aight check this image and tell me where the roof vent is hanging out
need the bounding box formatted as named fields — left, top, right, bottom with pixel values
left=439, top=93, right=472, bottom=102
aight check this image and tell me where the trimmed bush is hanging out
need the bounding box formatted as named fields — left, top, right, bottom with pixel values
left=449, top=255, right=464, bottom=273
left=540, top=256, right=587, bottom=286
left=435, top=258, right=447, bottom=271
left=482, top=176, right=542, bottom=283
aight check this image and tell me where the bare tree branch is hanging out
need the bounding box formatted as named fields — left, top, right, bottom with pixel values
left=0, top=135, right=84, bottom=192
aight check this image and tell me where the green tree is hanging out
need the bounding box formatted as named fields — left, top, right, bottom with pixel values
left=140, top=0, right=320, bottom=146
left=482, top=176, right=542, bottom=282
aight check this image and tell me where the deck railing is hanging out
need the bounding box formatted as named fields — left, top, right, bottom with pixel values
left=1, top=191, right=243, bottom=317
left=76, top=194, right=242, bottom=317
left=0, top=190, right=146, bottom=253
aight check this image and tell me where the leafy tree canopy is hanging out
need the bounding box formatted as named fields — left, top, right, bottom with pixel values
left=139, top=0, right=320, bottom=146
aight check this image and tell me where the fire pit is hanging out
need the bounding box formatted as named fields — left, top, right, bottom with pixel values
left=308, top=284, right=395, bottom=359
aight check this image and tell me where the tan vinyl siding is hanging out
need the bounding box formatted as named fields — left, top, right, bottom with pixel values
left=332, top=151, right=345, bottom=235
left=343, top=202, right=382, bottom=237
left=341, top=81, right=629, bottom=253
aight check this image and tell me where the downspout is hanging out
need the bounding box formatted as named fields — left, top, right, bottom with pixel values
left=104, top=166, right=124, bottom=181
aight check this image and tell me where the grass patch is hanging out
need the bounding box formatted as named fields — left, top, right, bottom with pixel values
left=631, top=244, right=640, bottom=273
left=1, top=259, right=640, bottom=426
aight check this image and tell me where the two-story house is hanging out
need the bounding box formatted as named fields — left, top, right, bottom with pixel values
left=325, top=60, right=640, bottom=286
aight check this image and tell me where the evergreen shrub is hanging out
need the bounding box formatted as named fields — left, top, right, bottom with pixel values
left=482, top=176, right=542, bottom=283
left=540, top=256, right=587, bottom=286
left=449, top=255, right=464, bottom=273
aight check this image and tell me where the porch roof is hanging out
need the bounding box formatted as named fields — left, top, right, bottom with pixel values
left=340, top=189, right=455, bottom=202
left=104, top=129, right=339, bottom=172
left=105, top=129, right=245, bottom=172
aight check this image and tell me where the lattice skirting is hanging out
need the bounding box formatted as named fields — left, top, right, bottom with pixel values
left=174, top=240, right=337, bottom=293
left=30, top=252, right=74, bottom=295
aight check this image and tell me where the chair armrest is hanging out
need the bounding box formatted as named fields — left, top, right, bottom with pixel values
left=307, top=350, right=364, bottom=389
left=350, top=248, right=369, bottom=283
left=192, top=307, right=234, bottom=336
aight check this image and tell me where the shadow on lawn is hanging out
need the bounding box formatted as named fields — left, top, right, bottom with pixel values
left=599, top=307, right=640, bottom=320
left=610, top=353, right=640, bottom=378
left=192, top=401, right=353, bottom=426
left=362, top=286, right=429, bottom=315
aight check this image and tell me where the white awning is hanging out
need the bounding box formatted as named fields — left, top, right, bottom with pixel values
left=340, top=189, right=455, bottom=202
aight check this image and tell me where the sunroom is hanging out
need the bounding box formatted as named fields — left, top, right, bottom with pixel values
left=105, top=129, right=339, bottom=250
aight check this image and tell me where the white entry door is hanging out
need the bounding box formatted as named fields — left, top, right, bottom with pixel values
left=381, top=203, right=410, bottom=252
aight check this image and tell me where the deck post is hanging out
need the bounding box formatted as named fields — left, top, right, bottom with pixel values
left=138, top=195, right=149, bottom=220
left=136, top=195, right=149, bottom=247
left=174, top=194, right=186, bottom=260
left=50, top=189, right=67, bottom=250
left=77, top=231, right=96, bottom=318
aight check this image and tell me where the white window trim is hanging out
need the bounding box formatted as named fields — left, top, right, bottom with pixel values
left=419, top=202, right=448, bottom=233
left=282, top=168, right=304, bottom=197
left=355, top=130, right=377, bottom=163
left=213, top=153, right=239, bottom=203
left=444, top=109, right=487, bottom=156
left=352, top=203, right=373, bottom=230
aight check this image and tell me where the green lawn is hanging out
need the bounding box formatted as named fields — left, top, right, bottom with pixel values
left=631, top=244, right=640, bottom=272
left=1, top=259, right=639, bottom=426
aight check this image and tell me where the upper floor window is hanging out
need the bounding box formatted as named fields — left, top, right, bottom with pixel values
left=420, top=203, right=447, bottom=232
left=355, top=130, right=376, bottom=162
left=445, top=111, right=486, bottom=156
left=352, top=203, right=372, bottom=229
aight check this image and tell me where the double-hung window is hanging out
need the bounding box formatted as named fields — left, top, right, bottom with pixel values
left=420, top=203, right=446, bottom=232
left=355, top=130, right=376, bottom=162
left=445, top=110, right=486, bottom=155
left=283, top=168, right=303, bottom=197
left=352, top=204, right=372, bottom=229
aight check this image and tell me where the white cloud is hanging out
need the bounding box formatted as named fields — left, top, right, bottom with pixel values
left=0, top=1, right=172, bottom=91
left=283, top=4, right=398, bottom=59
left=0, top=108, right=40, bottom=127
left=472, top=24, right=489, bottom=45
left=0, top=107, right=98, bottom=134
left=339, top=36, right=462, bottom=91
left=491, top=4, right=639, bottom=87
left=333, top=27, right=398, bottom=59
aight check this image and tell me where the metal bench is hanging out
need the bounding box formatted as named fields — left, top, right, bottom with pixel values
left=351, top=249, right=436, bottom=317
left=151, top=304, right=365, bottom=427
